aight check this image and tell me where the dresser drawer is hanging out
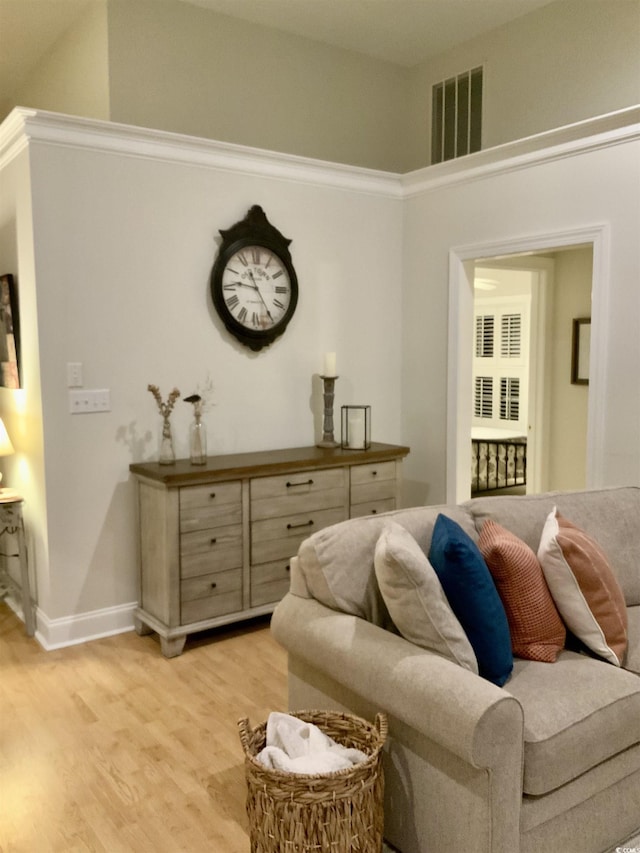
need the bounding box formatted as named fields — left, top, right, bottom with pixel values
left=351, top=460, right=396, bottom=487
left=180, top=482, right=242, bottom=533
left=251, top=506, right=345, bottom=564
left=350, top=461, right=397, bottom=506
left=251, top=468, right=346, bottom=521
left=181, top=569, right=242, bottom=622
left=180, top=523, right=243, bottom=578
left=250, top=558, right=291, bottom=607
left=350, top=497, right=397, bottom=519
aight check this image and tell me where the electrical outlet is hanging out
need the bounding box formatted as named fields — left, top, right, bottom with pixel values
left=67, top=362, right=83, bottom=388
left=69, top=389, right=111, bottom=414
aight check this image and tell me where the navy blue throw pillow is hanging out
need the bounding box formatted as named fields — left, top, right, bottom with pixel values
left=428, top=514, right=513, bottom=686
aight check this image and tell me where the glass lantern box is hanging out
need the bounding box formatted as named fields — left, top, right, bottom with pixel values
left=341, top=405, right=371, bottom=450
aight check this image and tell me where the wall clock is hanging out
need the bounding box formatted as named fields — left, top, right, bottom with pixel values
left=210, top=205, right=298, bottom=351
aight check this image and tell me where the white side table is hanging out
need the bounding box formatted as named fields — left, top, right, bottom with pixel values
left=0, top=490, right=35, bottom=636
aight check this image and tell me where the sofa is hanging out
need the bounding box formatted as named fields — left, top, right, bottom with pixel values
left=271, top=486, right=640, bottom=853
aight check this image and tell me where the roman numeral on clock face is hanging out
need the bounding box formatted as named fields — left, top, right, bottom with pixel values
left=275, top=285, right=288, bottom=293
left=273, top=298, right=285, bottom=311
left=226, top=294, right=240, bottom=309
left=237, top=306, right=247, bottom=323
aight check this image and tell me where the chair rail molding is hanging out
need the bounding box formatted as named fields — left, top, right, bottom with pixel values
left=402, top=105, right=640, bottom=198
left=1, top=107, right=402, bottom=199
left=2, top=105, right=638, bottom=200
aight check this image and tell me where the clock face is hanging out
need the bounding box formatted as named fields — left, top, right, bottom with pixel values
left=221, top=245, right=292, bottom=332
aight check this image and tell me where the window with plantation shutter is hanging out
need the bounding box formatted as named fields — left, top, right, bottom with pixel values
left=474, top=376, right=493, bottom=418
left=501, top=314, right=521, bottom=358
left=500, top=377, right=520, bottom=421
left=475, top=315, right=494, bottom=357
left=473, top=293, right=530, bottom=435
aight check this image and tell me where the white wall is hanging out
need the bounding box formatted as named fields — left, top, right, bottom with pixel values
left=546, top=247, right=592, bottom=490
left=106, top=0, right=412, bottom=172
left=2, top=107, right=639, bottom=647
left=16, top=112, right=403, bottom=634
left=0, top=134, right=49, bottom=612
left=11, top=3, right=110, bottom=123
left=3, top=0, right=638, bottom=173
left=405, top=0, right=640, bottom=170
left=401, top=116, right=640, bottom=506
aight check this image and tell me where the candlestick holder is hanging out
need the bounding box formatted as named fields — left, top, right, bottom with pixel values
left=317, top=375, right=339, bottom=448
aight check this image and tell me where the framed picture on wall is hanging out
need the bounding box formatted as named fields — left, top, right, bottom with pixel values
left=0, top=274, right=21, bottom=389
left=571, top=317, right=590, bottom=385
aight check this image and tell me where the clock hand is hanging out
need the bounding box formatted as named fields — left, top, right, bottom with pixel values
left=247, top=271, right=274, bottom=321
left=225, top=281, right=255, bottom=290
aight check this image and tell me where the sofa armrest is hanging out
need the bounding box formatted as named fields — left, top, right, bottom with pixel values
left=271, top=593, right=524, bottom=771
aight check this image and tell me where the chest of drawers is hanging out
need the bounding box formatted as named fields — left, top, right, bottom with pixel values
left=130, top=442, right=409, bottom=656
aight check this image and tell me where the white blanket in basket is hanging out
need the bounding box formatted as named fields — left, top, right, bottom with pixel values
left=256, top=712, right=367, bottom=775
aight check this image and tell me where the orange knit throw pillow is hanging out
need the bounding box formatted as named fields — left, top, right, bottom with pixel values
left=479, top=519, right=566, bottom=662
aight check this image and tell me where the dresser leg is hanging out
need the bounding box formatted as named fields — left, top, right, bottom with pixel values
left=16, top=514, right=35, bottom=636
left=160, top=634, right=187, bottom=658
left=133, top=613, right=153, bottom=636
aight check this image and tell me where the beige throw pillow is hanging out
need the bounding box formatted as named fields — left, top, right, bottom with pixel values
left=537, top=508, right=628, bottom=666
left=374, top=522, right=478, bottom=673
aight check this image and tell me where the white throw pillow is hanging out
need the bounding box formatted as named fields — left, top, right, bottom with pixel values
left=374, top=521, right=478, bottom=673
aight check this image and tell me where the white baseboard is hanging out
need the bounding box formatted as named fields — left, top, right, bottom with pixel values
left=34, top=601, right=138, bottom=650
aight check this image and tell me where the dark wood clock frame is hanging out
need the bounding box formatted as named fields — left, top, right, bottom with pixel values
left=210, top=205, right=299, bottom=351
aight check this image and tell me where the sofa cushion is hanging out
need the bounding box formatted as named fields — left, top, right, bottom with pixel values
left=467, top=486, right=640, bottom=606
left=478, top=519, right=566, bottom=662
left=295, top=504, right=477, bottom=626
left=374, top=521, right=478, bottom=672
left=504, top=650, right=640, bottom=795
left=428, top=513, right=513, bottom=686
left=538, top=508, right=628, bottom=666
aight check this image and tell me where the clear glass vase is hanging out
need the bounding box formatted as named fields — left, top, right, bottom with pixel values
left=158, top=417, right=175, bottom=465
left=189, top=419, right=207, bottom=465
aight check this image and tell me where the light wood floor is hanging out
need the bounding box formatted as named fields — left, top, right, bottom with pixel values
left=0, top=604, right=287, bottom=852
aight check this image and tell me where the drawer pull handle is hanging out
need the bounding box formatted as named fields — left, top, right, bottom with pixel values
left=371, top=509, right=378, bottom=514
left=285, top=564, right=290, bottom=572
left=286, top=479, right=314, bottom=488
left=210, top=582, right=217, bottom=590
left=209, top=492, right=216, bottom=499
left=287, top=520, right=314, bottom=530
left=210, top=538, right=217, bottom=545
left=371, top=470, right=378, bottom=476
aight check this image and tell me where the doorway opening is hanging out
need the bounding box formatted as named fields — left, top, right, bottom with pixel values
left=447, top=226, right=608, bottom=504
left=472, top=262, right=538, bottom=496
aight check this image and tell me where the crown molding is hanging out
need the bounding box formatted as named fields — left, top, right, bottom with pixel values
left=0, top=107, right=32, bottom=170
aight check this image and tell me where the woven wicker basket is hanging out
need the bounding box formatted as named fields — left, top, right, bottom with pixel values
left=238, top=709, right=388, bottom=853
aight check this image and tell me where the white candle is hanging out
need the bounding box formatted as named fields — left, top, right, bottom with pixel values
left=323, top=352, right=336, bottom=377
left=348, top=410, right=365, bottom=449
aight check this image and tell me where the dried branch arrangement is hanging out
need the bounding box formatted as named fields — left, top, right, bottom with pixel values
left=147, top=384, right=181, bottom=418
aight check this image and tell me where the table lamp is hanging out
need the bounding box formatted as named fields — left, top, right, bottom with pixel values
left=0, top=417, right=15, bottom=489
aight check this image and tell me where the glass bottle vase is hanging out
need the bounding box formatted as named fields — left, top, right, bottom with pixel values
left=158, top=416, right=175, bottom=465
left=189, top=419, right=207, bottom=465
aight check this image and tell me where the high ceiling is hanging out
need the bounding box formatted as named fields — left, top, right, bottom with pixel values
left=0, top=0, right=554, bottom=103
